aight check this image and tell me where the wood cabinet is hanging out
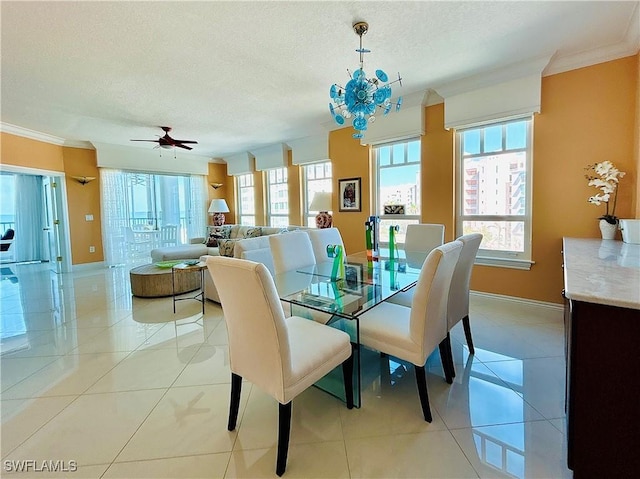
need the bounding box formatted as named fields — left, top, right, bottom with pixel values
left=562, top=238, right=640, bottom=478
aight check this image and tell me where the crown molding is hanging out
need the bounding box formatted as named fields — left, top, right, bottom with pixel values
left=545, top=2, right=639, bottom=76
left=1, top=122, right=66, bottom=145
left=543, top=40, right=639, bottom=77
left=63, top=140, right=95, bottom=149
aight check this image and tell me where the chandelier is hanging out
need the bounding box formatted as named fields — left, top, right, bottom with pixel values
left=329, top=21, right=403, bottom=139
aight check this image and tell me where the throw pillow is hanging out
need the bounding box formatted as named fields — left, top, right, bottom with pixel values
left=245, top=226, right=262, bottom=238
left=218, top=238, right=237, bottom=257
left=206, top=225, right=232, bottom=246
left=206, top=233, right=225, bottom=247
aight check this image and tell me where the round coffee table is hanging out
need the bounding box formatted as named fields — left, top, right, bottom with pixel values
left=130, top=263, right=200, bottom=298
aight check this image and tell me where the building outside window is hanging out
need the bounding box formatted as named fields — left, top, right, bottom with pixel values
left=236, top=173, right=255, bottom=226
left=266, top=167, right=289, bottom=228
left=303, top=161, right=332, bottom=227
left=456, top=117, right=532, bottom=268
left=373, top=139, right=421, bottom=245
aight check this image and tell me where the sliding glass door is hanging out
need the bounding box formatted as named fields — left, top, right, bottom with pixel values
left=101, top=169, right=206, bottom=266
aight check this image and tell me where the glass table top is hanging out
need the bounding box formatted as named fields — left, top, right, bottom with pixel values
left=274, top=251, right=428, bottom=319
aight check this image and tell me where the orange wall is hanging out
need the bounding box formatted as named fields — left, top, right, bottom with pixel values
left=1, top=133, right=103, bottom=266
left=63, top=147, right=103, bottom=264
left=435, top=55, right=637, bottom=303
left=207, top=163, right=233, bottom=225
left=329, top=55, right=638, bottom=304
left=1, top=132, right=64, bottom=171
left=330, top=127, right=371, bottom=250
left=422, top=103, right=455, bottom=240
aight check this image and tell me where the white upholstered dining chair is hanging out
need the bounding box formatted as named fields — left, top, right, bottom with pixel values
left=357, top=240, right=462, bottom=422
left=206, top=256, right=354, bottom=476
left=385, top=223, right=445, bottom=307
left=386, top=233, right=483, bottom=362
left=269, top=231, right=316, bottom=275
left=404, top=223, right=445, bottom=254
left=447, top=233, right=483, bottom=356
left=306, top=228, right=345, bottom=264
left=270, top=231, right=332, bottom=323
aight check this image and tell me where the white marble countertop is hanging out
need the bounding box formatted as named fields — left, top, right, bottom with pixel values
left=563, top=238, right=640, bottom=310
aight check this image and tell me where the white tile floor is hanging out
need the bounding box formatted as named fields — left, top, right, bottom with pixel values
left=0, top=262, right=572, bottom=478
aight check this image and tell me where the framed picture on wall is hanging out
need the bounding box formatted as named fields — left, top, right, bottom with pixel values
left=338, top=177, right=361, bottom=212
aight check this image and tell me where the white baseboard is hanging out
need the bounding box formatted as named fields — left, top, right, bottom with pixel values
left=71, top=261, right=106, bottom=272
left=470, top=290, right=564, bottom=312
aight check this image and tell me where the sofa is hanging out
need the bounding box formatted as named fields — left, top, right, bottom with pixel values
left=150, top=224, right=306, bottom=303
left=150, top=224, right=299, bottom=262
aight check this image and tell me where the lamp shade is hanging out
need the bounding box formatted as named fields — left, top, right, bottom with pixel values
left=309, top=191, right=332, bottom=212
left=208, top=199, right=230, bottom=213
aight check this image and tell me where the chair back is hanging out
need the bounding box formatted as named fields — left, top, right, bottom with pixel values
left=409, top=240, right=462, bottom=364
left=269, top=232, right=316, bottom=275
left=160, top=224, right=178, bottom=246
left=306, top=228, right=345, bottom=263
left=0, top=229, right=15, bottom=252
left=207, top=256, right=290, bottom=402
left=404, top=224, right=445, bottom=253
left=447, top=233, right=483, bottom=329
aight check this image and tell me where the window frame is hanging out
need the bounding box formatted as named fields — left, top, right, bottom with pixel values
left=455, top=117, right=534, bottom=270
left=302, top=161, right=333, bottom=227
left=373, top=138, right=422, bottom=246
left=236, top=173, right=256, bottom=226
left=265, top=167, right=289, bottom=228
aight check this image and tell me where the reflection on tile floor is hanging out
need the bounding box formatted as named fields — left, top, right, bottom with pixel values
left=1, top=262, right=571, bottom=478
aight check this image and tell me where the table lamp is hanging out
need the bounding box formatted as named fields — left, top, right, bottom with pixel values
left=208, top=199, right=230, bottom=226
left=309, top=191, right=333, bottom=228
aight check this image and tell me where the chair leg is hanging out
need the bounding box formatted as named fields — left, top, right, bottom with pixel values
left=462, top=315, right=475, bottom=355
left=439, top=339, right=454, bottom=384
left=414, top=366, right=432, bottom=422
left=342, top=349, right=354, bottom=409
left=228, top=373, right=242, bottom=431
left=446, top=332, right=456, bottom=379
left=276, top=402, right=292, bottom=477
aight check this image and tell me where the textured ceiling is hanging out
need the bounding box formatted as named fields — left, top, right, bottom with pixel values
left=1, top=1, right=638, bottom=163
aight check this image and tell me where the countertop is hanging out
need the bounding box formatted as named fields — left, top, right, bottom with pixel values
left=563, top=238, right=640, bottom=310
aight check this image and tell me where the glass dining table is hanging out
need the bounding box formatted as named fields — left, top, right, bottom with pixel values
left=273, top=249, right=428, bottom=408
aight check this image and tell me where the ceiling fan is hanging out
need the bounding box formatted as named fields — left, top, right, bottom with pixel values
left=130, top=126, right=198, bottom=150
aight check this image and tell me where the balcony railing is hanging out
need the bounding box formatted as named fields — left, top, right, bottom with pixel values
left=1, top=221, right=15, bottom=234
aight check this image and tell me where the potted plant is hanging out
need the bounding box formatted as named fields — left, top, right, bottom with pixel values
left=585, top=160, right=625, bottom=239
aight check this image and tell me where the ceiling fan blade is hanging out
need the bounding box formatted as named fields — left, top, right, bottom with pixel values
left=130, top=139, right=159, bottom=142
left=175, top=144, right=193, bottom=150
left=172, top=140, right=198, bottom=144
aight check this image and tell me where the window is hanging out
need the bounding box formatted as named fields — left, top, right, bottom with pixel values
left=266, top=167, right=289, bottom=228
left=101, top=169, right=206, bottom=266
left=456, top=117, right=533, bottom=269
left=236, top=174, right=255, bottom=226
left=0, top=173, right=16, bottom=233
left=303, top=161, right=332, bottom=227
left=373, top=139, right=421, bottom=245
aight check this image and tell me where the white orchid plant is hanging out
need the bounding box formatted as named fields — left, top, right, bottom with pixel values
left=585, top=160, right=626, bottom=224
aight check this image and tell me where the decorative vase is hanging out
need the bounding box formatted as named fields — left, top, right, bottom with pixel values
left=599, top=219, right=617, bottom=240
